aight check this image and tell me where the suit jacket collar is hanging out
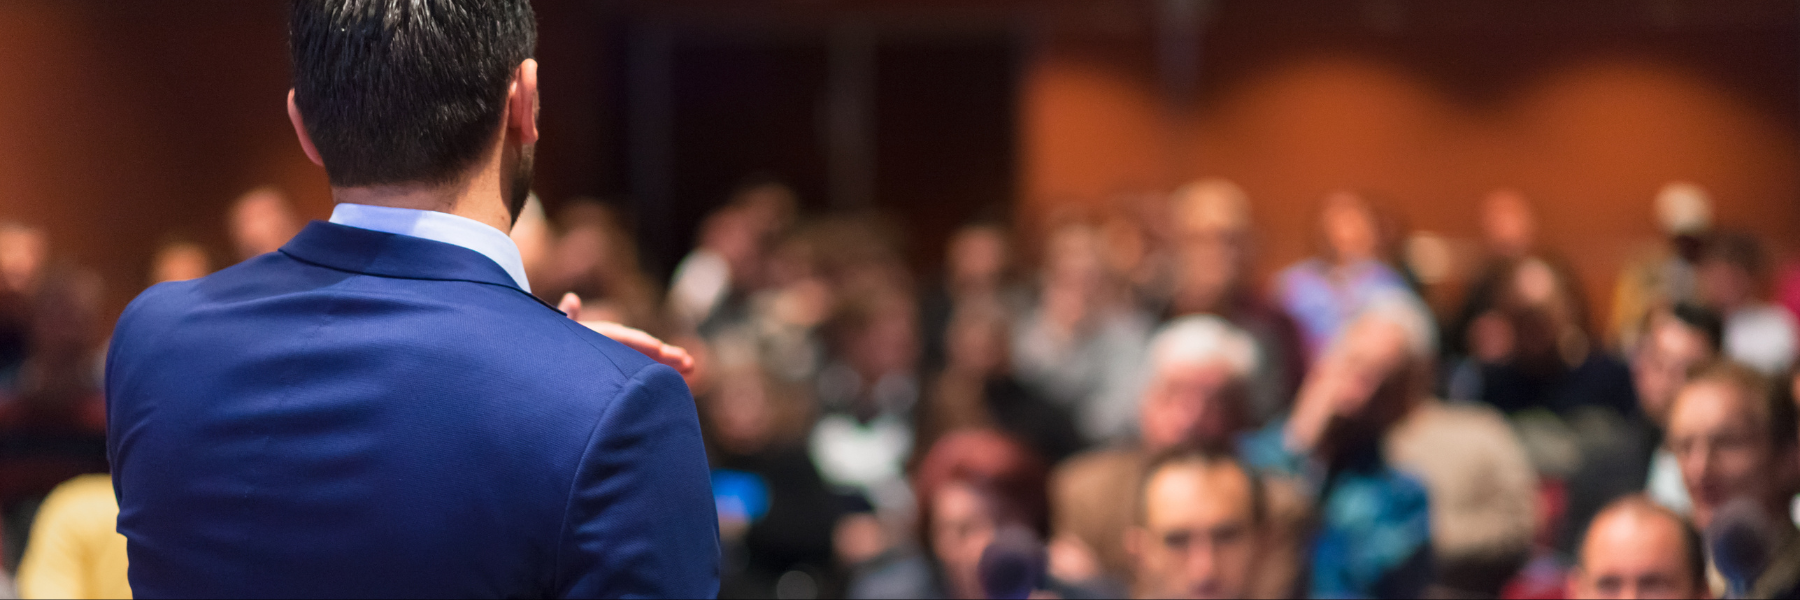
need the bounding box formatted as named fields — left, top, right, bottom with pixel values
left=280, top=221, right=557, bottom=310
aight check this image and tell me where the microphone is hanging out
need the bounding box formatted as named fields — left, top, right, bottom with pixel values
left=979, top=525, right=1048, bottom=600
left=1707, top=498, right=1778, bottom=599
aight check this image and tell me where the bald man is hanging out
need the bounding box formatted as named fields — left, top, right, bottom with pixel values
left=1569, top=496, right=1707, bottom=600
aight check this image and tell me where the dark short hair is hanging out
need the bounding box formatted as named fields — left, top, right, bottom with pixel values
left=1700, top=231, right=1769, bottom=279
left=1135, top=445, right=1265, bottom=527
left=1665, top=302, right=1725, bottom=354
left=290, top=0, right=536, bottom=187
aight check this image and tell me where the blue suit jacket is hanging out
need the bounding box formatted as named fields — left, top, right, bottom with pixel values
left=105, top=221, right=719, bottom=598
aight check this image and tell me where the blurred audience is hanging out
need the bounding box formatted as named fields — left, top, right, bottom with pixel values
left=6, top=169, right=1800, bottom=600
left=0, top=223, right=47, bottom=382
left=1445, top=189, right=1546, bottom=359
left=810, top=288, right=922, bottom=514
left=1567, top=495, right=1707, bottom=600
left=701, top=333, right=845, bottom=599
left=0, top=224, right=105, bottom=434
left=1448, top=256, right=1633, bottom=417
left=668, top=179, right=797, bottom=333
left=1048, top=316, right=1269, bottom=594
left=917, top=300, right=1080, bottom=465
left=1164, top=179, right=1304, bottom=424
left=1386, top=374, right=1538, bottom=595
left=1631, top=303, right=1724, bottom=516
left=919, top=222, right=1028, bottom=378
left=1443, top=254, right=1643, bottom=558
left=539, top=200, right=662, bottom=332
left=1609, top=181, right=1712, bottom=351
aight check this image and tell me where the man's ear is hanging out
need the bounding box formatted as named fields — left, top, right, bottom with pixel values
left=506, top=59, right=539, bottom=146
left=287, top=89, right=325, bottom=167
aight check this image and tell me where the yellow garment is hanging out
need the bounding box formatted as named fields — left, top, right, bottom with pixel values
left=16, top=474, right=131, bottom=599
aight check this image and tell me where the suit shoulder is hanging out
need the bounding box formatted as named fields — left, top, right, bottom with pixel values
left=462, top=294, right=662, bottom=384
left=113, top=278, right=204, bottom=340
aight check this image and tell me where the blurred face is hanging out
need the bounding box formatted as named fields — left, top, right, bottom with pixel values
left=1173, top=227, right=1243, bottom=314
left=1697, top=259, right=1754, bottom=312
left=551, top=225, right=610, bottom=287
left=1303, top=319, right=1415, bottom=452
left=0, top=226, right=47, bottom=292
left=1319, top=194, right=1378, bottom=264
left=1045, top=225, right=1105, bottom=287
left=948, top=228, right=1008, bottom=289
left=230, top=192, right=299, bottom=260
left=735, top=185, right=797, bottom=237
left=931, top=482, right=998, bottom=599
left=852, top=305, right=919, bottom=378
left=1570, top=508, right=1702, bottom=600
left=1140, top=360, right=1242, bottom=453
left=1481, top=190, right=1537, bottom=257
left=1632, top=317, right=1714, bottom=426
left=1101, top=216, right=1148, bottom=281
left=1041, top=225, right=1107, bottom=329
left=702, top=210, right=762, bottom=283
left=709, top=366, right=775, bottom=455
left=1132, top=462, right=1260, bottom=600
left=946, top=314, right=1007, bottom=376
left=150, top=244, right=212, bottom=284
left=1666, top=380, right=1775, bottom=530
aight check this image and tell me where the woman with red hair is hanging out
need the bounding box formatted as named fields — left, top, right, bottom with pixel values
left=847, top=429, right=1065, bottom=599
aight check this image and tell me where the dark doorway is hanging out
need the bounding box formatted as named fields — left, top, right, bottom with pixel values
left=621, top=21, right=1019, bottom=282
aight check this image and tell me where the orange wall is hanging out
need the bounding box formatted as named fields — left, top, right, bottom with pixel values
left=0, top=2, right=331, bottom=320
left=3, top=1, right=1798, bottom=330
left=1021, top=22, right=1800, bottom=324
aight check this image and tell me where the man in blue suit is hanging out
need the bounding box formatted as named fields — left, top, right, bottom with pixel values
left=104, top=1, right=719, bottom=597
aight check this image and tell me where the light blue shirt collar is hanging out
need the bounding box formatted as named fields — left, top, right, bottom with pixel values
left=328, top=203, right=532, bottom=293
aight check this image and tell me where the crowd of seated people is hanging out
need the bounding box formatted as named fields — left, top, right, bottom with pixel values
left=1, top=176, right=1800, bottom=600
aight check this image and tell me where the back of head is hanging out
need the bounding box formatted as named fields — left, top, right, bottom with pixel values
left=290, top=0, right=536, bottom=187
